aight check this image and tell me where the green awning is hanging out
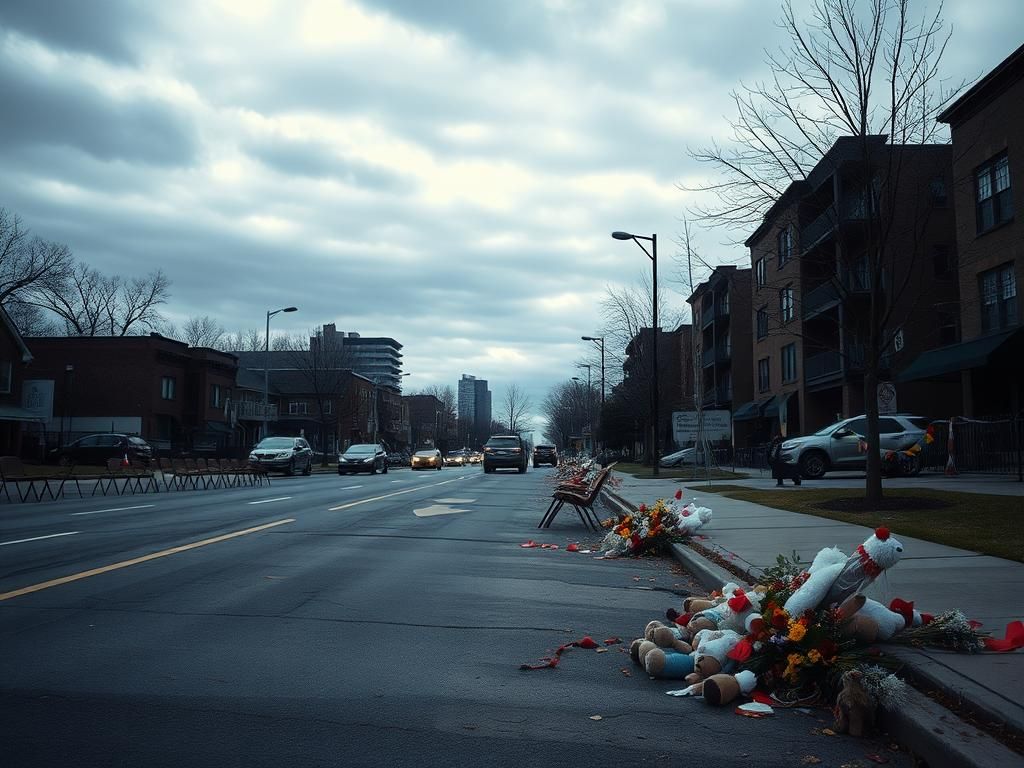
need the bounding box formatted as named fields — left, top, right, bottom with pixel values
left=0, top=405, right=45, bottom=422
left=762, top=392, right=793, bottom=418
left=732, top=400, right=762, bottom=421
left=896, top=329, right=1020, bottom=382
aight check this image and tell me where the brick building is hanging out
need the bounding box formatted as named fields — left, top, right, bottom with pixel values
left=899, top=43, right=1023, bottom=416
left=0, top=305, right=40, bottom=457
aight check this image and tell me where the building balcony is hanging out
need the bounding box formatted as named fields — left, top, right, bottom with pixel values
left=804, top=350, right=842, bottom=384
left=701, top=304, right=715, bottom=328
left=800, top=194, right=868, bottom=253
left=802, top=281, right=840, bottom=319
left=701, top=385, right=731, bottom=406
left=235, top=400, right=278, bottom=421
left=702, top=347, right=715, bottom=367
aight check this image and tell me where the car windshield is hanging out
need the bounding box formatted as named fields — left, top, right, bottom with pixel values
left=811, top=422, right=846, bottom=436
left=414, top=451, right=437, bottom=457
left=128, top=437, right=149, bottom=446
left=345, top=445, right=377, bottom=455
left=908, top=417, right=931, bottom=430
left=486, top=437, right=520, bottom=448
left=257, top=438, right=294, bottom=449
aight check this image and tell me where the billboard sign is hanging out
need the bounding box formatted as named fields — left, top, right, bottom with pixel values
left=672, top=410, right=732, bottom=444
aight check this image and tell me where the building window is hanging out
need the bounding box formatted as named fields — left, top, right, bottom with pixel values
left=758, top=357, right=770, bottom=393
left=779, top=286, right=794, bottom=323
left=210, top=384, right=222, bottom=409
left=718, top=291, right=730, bottom=316
left=756, top=306, right=768, bottom=339
left=932, top=245, right=952, bottom=278
left=777, top=226, right=793, bottom=266
left=976, top=152, right=1013, bottom=234
left=755, top=257, right=766, bottom=288
left=979, top=263, right=1017, bottom=332
left=938, top=311, right=958, bottom=346
left=322, top=400, right=333, bottom=415
left=289, top=401, right=308, bottom=415
left=781, top=343, right=797, bottom=383
left=161, top=377, right=175, bottom=400
left=0, top=361, right=11, bottom=394
left=929, top=178, right=947, bottom=207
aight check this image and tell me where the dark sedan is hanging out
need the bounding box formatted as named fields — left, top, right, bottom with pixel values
left=338, top=443, right=388, bottom=474
left=48, top=433, right=153, bottom=467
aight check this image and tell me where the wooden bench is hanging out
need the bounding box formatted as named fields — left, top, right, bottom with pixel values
left=538, top=463, right=616, bottom=531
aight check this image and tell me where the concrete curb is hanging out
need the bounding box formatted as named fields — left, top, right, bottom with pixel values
left=598, top=487, right=1024, bottom=768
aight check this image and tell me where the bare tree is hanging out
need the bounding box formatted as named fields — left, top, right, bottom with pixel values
left=180, top=315, right=226, bottom=348
left=416, top=384, right=457, bottom=452
left=685, top=0, right=966, bottom=502
left=499, top=383, right=533, bottom=435
left=0, top=208, right=75, bottom=306
left=31, top=261, right=170, bottom=336
left=222, top=328, right=265, bottom=352
left=540, top=380, right=591, bottom=449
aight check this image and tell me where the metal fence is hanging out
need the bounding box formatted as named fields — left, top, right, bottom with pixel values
left=920, top=416, right=1024, bottom=476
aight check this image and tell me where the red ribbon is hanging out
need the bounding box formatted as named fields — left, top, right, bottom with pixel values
left=728, top=589, right=751, bottom=613
left=520, top=636, right=602, bottom=670
left=983, top=621, right=1024, bottom=652
left=727, top=638, right=754, bottom=662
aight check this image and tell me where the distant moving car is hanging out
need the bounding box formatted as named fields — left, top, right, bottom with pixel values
left=338, top=443, right=388, bottom=474
left=411, top=449, right=443, bottom=470
left=482, top=435, right=528, bottom=474
left=532, top=444, right=558, bottom=467
left=778, top=414, right=930, bottom=479
left=444, top=450, right=468, bottom=467
left=468, top=452, right=483, bottom=465
left=249, top=436, right=313, bottom=475
left=49, top=433, right=154, bottom=467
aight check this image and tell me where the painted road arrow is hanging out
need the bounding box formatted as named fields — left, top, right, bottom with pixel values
left=413, top=498, right=475, bottom=518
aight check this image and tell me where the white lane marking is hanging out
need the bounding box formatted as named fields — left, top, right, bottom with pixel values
left=390, top=480, right=403, bottom=483
left=435, top=498, right=476, bottom=504
left=329, top=476, right=467, bottom=511
left=71, top=504, right=155, bottom=517
left=1, top=531, right=80, bottom=547
left=248, top=497, right=292, bottom=505
left=340, top=485, right=363, bottom=490
left=413, top=504, right=470, bottom=518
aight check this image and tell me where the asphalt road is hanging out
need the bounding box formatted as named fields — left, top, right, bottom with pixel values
left=0, top=466, right=910, bottom=768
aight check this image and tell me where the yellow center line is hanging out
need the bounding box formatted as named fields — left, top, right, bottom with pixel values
left=328, top=475, right=475, bottom=511
left=0, top=518, right=295, bottom=602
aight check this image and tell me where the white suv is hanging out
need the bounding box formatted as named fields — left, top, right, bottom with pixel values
left=779, top=414, right=930, bottom=479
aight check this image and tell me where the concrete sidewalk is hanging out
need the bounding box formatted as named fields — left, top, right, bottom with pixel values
left=602, top=473, right=1024, bottom=768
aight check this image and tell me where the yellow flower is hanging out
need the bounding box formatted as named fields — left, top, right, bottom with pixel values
left=619, top=528, right=631, bottom=538
left=787, top=653, right=805, bottom=666
left=807, top=649, right=822, bottom=664
left=787, top=621, right=807, bottom=642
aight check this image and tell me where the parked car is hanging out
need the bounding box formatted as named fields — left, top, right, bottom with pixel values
left=48, top=433, right=154, bottom=467
left=411, top=449, right=443, bottom=470
left=532, top=444, right=558, bottom=467
left=386, top=452, right=406, bottom=467
left=249, top=436, right=313, bottom=475
left=778, top=414, right=930, bottom=479
left=482, top=434, right=528, bottom=474
left=338, top=443, right=388, bottom=474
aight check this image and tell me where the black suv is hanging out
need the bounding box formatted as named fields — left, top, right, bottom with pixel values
left=482, top=435, right=528, bottom=474
left=532, top=444, right=558, bottom=467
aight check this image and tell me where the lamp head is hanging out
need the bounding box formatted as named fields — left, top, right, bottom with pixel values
left=282, top=306, right=298, bottom=313
left=611, top=231, right=633, bottom=241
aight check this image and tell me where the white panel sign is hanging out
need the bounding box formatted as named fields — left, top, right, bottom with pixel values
left=877, top=382, right=898, bottom=415
left=672, top=410, right=732, bottom=444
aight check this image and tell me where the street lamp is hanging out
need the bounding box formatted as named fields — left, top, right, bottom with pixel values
left=263, top=306, right=298, bottom=440
left=577, top=363, right=592, bottom=454
left=581, top=335, right=605, bottom=452
left=612, top=230, right=659, bottom=476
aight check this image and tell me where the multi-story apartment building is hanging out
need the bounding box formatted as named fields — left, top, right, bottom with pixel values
left=457, top=374, right=491, bottom=445
left=621, top=324, right=694, bottom=453
left=899, top=43, right=1023, bottom=416
left=746, top=135, right=960, bottom=440
left=687, top=267, right=754, bottom=445
left=310, top=325, right=404, bottom=390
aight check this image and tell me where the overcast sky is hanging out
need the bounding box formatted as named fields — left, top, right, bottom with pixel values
left=1, top=0, right=1019, bottom=428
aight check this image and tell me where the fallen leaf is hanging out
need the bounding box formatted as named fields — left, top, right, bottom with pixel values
left=596, top=648, right=608, bottom=653
left=801, top=757, right=821, bottom=765
left=589, top=715, right=603, bottom=721
left=821, top=728, right=836, bottom=736
left=865, top=755, right=890, bottom=765
left=620, top=668, right=632, bottom=676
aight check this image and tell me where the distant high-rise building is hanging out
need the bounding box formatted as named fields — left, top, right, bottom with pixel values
left=311, top=325, right=404, bottom=390
left=458, top=374, right=491, bottom=444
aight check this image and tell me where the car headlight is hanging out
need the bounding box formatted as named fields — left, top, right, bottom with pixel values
left=781, top=441, right=800, bottom=450
left=248, top=452, right=257, bottom=460
left=363, top=456, right=375, bottom=463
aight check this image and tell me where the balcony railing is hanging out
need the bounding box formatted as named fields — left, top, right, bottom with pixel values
left=702, top=347, right=715, bottom=367
left=716, top=345, right=731, bottom=363
left=801, top=205, right=838, bottom=251
left=235, top=400, right=278, bottom=421
left=804, top=350, right=842, bottom=382
left=802, top=281, right=840, bottom=318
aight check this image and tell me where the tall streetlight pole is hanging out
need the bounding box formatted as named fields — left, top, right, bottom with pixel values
left=581, top=335, right=604, bottom=451
left=577, top=363, right=592, bottom=453
left=263, top=306, right=298, bottom=440
left=612, top=231, right=659, bottom=476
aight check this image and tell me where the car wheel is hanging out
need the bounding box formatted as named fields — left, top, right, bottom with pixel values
left=303, top=459, right=312, bottom=476
left=518, top=466, right=526, bottom=474
left=798, top=451, right=828, bottom=480
left=287, top=459, right=296, bottom=476
left=383, top=462, right=388, bottom=474
left=338, top=468, right=343, bottom=475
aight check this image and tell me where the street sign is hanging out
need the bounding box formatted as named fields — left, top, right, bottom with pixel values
left=893, top=329, right=905, bottom=352
left=877, top=382, right=898, bottom=415
left=672, top=410, right=731, bottom=444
